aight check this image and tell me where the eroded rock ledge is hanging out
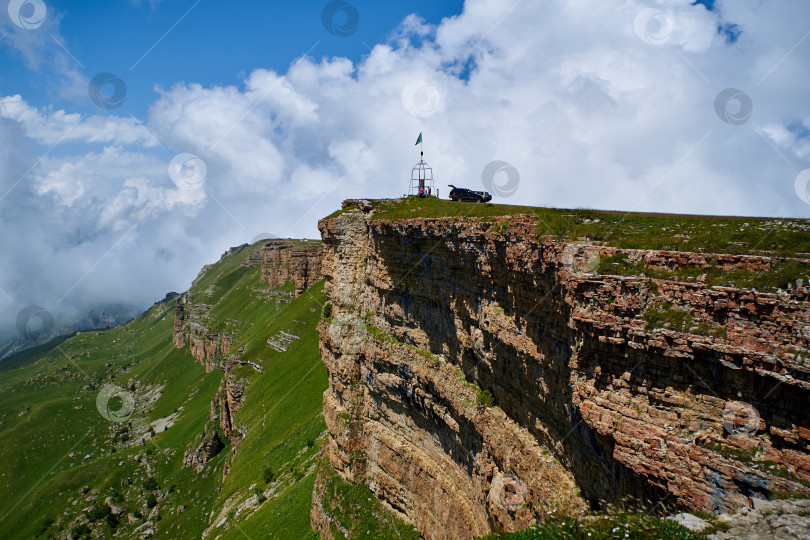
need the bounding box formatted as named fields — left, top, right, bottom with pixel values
left=314, top=208, right=810, bottom=539
left=246, top=240, right=323, bottom=296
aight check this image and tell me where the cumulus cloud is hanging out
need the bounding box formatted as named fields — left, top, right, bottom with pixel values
left=0, top=95, right=161, bottom=147
left=1, top=0, right=809, bottom=333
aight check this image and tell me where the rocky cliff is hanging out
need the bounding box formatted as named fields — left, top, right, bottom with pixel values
left=314, top=205, right=810, bottom=539
left=173, top=295, right=233, bottom=372
left=246, top=239, right=323, bottom=296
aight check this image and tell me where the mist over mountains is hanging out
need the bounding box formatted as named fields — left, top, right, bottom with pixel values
left=0, top=301, right=144, bottom=361
left=1, top=0, right=808, bottom=361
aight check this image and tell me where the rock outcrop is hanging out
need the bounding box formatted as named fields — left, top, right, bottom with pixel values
left=183, top=430, right=225, bottom=472
left=314, top=208, right=810, bottom=539
left=213, top=377, right=245, bottom=442
left=245, top=240, right=323, bottom=296
left=172, top=295, right=231, bottom=372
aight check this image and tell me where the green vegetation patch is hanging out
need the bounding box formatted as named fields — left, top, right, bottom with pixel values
left=366, top=324, right=439, bottom=363
left=643, top=302, right=694, bottom=333
left=641, top=302, right=729, bottom=338
left=702, top=442, right=757, bottom=463
left=768, top=490, right=810, bottom=501
left=315, top=455, right=420, bottom=539
left=478, top=513, right=708, bottom=539
left=600, top=252, right=810, bottom=292
left=327, top=198, right=810, bottom=258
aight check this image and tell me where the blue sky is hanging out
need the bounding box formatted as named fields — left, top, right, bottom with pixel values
left=0, top=0, right=808, bottom=331
left=1, top=0, right=463, bottom=117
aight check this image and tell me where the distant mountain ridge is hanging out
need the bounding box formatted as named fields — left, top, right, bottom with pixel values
left=0, top=302, right=144, bottom=361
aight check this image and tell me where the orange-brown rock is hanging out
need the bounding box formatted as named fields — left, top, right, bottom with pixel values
left=172, top=293, right=230, bottom=372
left=314, top=208, right=810, bottom=540
left=213, top=377, right=245, bottom=440
left=246, top=240, right=323, bottom=296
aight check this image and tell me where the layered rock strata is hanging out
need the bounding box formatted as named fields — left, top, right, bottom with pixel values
left=245, top=240, right=323, bottom=296
left=314, top=208, right=810, bottom=539
left=172, top=295, right=231, bottom=372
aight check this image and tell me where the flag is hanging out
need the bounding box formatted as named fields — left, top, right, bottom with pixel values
left=415, top=132, right=422, bottom=146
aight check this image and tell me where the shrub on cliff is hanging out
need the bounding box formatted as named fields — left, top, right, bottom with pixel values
left=71, top=523, right=91, bottom=539
left=263, top=465, right=275, bottom=483
left=477, top=388, right=495, bottom=408
left=253, top=486, right=267, bottom=504
left=142, top=477, right=158, bottom=491
left=86, top=503, right=111, bottom=522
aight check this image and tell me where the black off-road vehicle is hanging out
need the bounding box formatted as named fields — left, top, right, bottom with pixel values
left=448, top=185, right=492, bottom=202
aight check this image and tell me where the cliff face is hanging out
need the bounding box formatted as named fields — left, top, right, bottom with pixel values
left=173, top=295, right=232, bottom=372
left=315, top=208, right=810, bottom=539
left=246, top=240, right=323, bottom=296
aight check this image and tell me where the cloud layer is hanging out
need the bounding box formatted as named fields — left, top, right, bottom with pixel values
left=1, top=0, right=809, bottom=330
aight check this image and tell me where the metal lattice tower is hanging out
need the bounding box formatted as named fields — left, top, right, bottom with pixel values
left=409, top=135, right=434, bottom=196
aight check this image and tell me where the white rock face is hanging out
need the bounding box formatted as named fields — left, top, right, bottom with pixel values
left=708, top=499, right=810, bottom=540
left=668, top=512, right=710, bottom=531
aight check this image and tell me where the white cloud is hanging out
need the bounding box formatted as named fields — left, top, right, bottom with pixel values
left=0, top=95, right=161, bottom=147
left=1, top=0, right=809, bottom=331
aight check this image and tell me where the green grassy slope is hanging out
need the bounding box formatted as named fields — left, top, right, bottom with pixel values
left=0, top=239, right=328, bottom=539
left=209, top=282, right=328, bottom=539
left=0, top=296, right=225, bottom=539
left=0, top=333, right=73, bottom=374
left=313, top=455, right=421, bottom=539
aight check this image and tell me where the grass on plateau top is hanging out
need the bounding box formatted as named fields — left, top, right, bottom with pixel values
left=328, top=197, right=810, bottom=258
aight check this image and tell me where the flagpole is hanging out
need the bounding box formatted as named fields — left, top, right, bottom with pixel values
left=421, top=135, right=425, bottom=194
